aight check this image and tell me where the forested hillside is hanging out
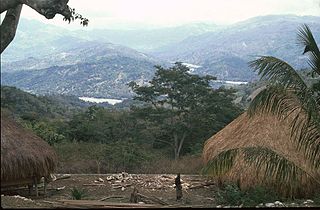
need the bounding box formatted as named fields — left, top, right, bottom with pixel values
left=1, top=64, right=243, bottom=173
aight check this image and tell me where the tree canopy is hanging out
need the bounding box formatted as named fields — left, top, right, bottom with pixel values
left=130, top=62, right=242, bottom=159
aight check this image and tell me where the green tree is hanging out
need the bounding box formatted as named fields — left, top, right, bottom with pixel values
left=202, top=24, right=320, bottom=196
left=22, top=120, right=66, bottom=145
left=66, top=106, right=140, bottom=143
left=129, top=62, right=242, bottom=159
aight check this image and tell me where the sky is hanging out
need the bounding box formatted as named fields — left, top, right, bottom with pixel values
left=2, top=0, right=320, bottom=29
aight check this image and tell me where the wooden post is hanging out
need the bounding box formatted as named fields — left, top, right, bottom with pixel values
left=28, top=184, right=32, bottom=195
left=44, top=177, right=47, bottom=196
left=175, top=173, right=182, bottom=201
left=130, top=187, right=139, bottom=203
left=34, top=177, right=38, bottom=197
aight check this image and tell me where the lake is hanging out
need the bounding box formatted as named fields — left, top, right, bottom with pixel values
left=78, top=97, right=123, bottom=105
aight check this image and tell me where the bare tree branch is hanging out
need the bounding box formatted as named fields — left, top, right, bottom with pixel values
left=0, top=4, right=22, bottom=54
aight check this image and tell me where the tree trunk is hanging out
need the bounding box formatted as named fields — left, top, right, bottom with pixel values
left=96, top=160, right=101, bottom=174
left=174, top=132, right=187, bottom=160
left=177, top=132, right=186, bottom=159
left=0, top=4, right=22, bottom=54
left=0, top=0, right=20, bottom=13
left=1, top=0, right=72, bottom=54
left=174, top=133, right=179, bottom=160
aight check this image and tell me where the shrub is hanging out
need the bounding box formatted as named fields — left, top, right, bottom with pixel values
left=70, top=187, right=87, bottom=200
left=104, top=141, right=155, bottom=172
left=215, top=183, right=279, bottom=207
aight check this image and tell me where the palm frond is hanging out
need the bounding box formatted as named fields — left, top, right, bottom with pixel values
left=248, top=56, right=308, bottom=90
left=290, top=112, right=320, bottom=168
left=202, top=147, right=320, bottom=196
left=248, top=85, right=320, bottom=168
left=247, top=85, right=301, bottom=118
left=242, top=147, right=318, bottom=185
left=201, top=148, right=239, bottom=176
left=297, top=24, right=320, bottom=76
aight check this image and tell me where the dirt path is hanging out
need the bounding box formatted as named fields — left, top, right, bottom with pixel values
left=1, top=174, right=217, bottom=208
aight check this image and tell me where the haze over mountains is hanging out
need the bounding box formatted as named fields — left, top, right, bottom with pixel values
left=152, top=15, right=320, bottom=80
left=1, top=15, right=319, bottom=98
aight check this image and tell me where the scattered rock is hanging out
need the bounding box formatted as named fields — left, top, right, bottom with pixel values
left=274, top=201, right=285, bottom=207
left=56, top=186, right=66, bottom=191
left=255, top=203, right=264, bottom=208
left=106, top=176, right=114, bottom=181
left=265, top=203, right=275, bottom=207
left=12, top=195, right=34, bottom=202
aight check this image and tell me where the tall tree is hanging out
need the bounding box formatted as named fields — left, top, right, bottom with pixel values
left=130, top=62, right=241, bottom=159
left=202, top=24, right=320, bottom=196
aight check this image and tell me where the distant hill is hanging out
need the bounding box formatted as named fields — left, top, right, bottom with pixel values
left=1, top=42, right=160, bottom=98
left=1, top=18, right=217, bottom=62
left=2, top=41, right=160, bottom=72
left=2, top=15, right=319, bottom=98
left=0, top=86, right=87, bottom=119
left=151, top=15, right=320, bottom=81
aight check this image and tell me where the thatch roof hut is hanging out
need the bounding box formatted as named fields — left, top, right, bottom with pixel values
left=203, top=112, right=320, bottom=196
left=1, top=112, right=57, bottom=188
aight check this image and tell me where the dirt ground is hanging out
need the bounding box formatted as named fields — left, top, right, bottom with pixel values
left=1, top=174, right=218, bottom=208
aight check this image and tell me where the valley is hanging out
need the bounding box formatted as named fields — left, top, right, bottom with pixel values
left=1, top=15, right=319, bottom=98
left=1, top=1, right=320, bottom=207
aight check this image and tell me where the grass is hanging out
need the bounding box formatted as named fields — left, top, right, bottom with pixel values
left=54, top=142, right=203, bottom=174
left=215, top=183, right=279, bottom=207
left=70, top=187, right=87, bottom=200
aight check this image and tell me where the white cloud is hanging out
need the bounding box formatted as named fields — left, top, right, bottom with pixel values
left=3, top=0, right=319, bottom=29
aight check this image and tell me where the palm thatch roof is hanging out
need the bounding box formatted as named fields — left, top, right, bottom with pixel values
left=1, top=111, right=57, bottom=186
left=203, top=112, right=320, bottom=196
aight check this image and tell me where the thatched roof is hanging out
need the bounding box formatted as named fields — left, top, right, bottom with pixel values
left=1, top=112, right=57, bottom=184
left=203, top=112, right=320, bottom=196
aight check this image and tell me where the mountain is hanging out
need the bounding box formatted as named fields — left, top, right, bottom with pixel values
left=2, top=15, right=319, bottom=98
left=75, top=22, right=218, bottom=52
left=1, top=41, right=160, bottom=72
left=1, top=42, right=159, bottom=98
left=1, top=19, right=217, bottom=62
left=151, top=15, right=320, bottom=81
left=1, top=19, right=80, bottom=62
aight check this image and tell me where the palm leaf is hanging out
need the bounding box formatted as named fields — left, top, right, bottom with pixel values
left=248, top=56, right=308, bottom=90
left=202, top=147, right=320, bottom=196
left=248, top=85, right=320, bottom=168
left=247, top=85, right=302, bottom=118
left=242, top=147, right=319, bottom=185
left=201, top=148, right=239, bottom=176
left=297, top=24, right=320, bottom=76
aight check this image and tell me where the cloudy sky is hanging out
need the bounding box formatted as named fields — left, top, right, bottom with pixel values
left=6, top=0, right=320, bottom=29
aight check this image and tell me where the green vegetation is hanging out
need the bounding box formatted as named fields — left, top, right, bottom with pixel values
left=129, top=62, right=242, bottom=159
left=70, top=187, right=87, bottom=200
left=215, top=183, right=279, bottom=207
left=202, top=24, right=320, bottom=197
left=1, top=63, right=242, bottom=174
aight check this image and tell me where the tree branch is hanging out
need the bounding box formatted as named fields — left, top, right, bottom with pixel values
left=0, top=0, right=20, bottom=13
left=0, top=4, right=22, bottom=54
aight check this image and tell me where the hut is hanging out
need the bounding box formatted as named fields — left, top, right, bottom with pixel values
left=1, top=111, right=58, bottom=196
left=202, top=112, right=320, bottom=196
